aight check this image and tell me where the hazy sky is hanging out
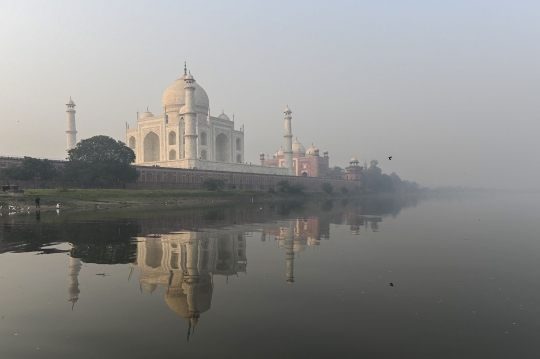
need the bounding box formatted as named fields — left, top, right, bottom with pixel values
left=1, top=0, right=539, bottom=189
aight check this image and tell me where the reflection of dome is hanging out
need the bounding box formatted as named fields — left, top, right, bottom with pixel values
left=140, top=111, right=154, bottom=119
left=218, top=111, right=230, bottom=121
left=292, top=140, right=305, bottom=155
left=162, top=74, right=210, bottom=113
left=165, top=281, right=213, bottom=319
left=145, top=283, right=157, bottom=293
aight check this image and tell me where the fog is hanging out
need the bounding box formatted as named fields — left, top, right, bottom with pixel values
left=1, top=0, right=539, bottom=190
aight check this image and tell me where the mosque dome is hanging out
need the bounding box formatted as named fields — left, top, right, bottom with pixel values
left=218, top=111, right=230, bottom=121
left=323, top=149, right=328, bottom=155
left=140, top=110, right=154, bottom=119
left=350, top=156, right=359, bottom=163
left=162, top=74, right=210, bottom=114
left=292, top=140, right=305, bottom=155
left=275, top=148, right=284, bottom=157
left=67, top=98, right=75, bottom=105
left=306, top=146, right=318, bottom=156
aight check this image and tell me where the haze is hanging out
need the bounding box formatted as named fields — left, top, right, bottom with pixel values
left=1, top=0, right=539, bottom=190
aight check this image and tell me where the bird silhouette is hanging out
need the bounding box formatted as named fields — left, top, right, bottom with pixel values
left=389, top=282, right=394, bottom=286
left=388, top=156, right=392, bottom=160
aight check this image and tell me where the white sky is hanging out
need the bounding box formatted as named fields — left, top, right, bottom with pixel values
left=1, top=0, right=539, bottom=189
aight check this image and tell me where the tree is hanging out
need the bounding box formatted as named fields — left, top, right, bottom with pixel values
left=4, top=157, right=59, bottom=186
left=64, top=135, right=138, bottom=185
left=321, top=183, right=333, bottom=194
left=340, top=186, right=349, bottom=195
left=202, top=178, right=226, bottom=191
left=328, top=166, right=344, bottom=175
left=276, top=180, right=304, bottom=195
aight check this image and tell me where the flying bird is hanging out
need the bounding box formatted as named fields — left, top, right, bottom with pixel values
left=388, top=156, right=392, bottom=160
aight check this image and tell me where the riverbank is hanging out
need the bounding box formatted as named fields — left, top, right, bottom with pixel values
left=0, top=188, right=318, bottom=211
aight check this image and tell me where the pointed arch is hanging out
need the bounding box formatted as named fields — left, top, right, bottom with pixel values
left=215, top=133, right=229, bottom=162
left=128, top=136, right=136, bottom=149
left=169, top=131, right=176, bottom=145
left=143, top=132, right=160, bottom=162
left=169, top=149, right=176, bottom=160
left=201, top=149, right=207, bottom=160
left=200, top=131, right=207, bottom=146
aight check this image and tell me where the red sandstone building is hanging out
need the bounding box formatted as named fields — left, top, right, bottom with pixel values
left=259, top=140, right=330, bottom=177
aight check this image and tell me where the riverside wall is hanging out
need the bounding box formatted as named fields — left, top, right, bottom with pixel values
left=0, top=156, right=360, bottom=191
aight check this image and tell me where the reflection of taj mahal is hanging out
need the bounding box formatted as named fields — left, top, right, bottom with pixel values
left=130, top=231, right=247, bottom=339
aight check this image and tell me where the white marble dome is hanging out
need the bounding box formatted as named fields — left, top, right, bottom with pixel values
left=140, top=110, right=154, bottom=119
left=306, top=145, right=318, bottom=156
left=162, top=74, right=209, bottom=114
left=218, top=111, right=230, bottom=121
left=292, top=140, right=305, bottom=155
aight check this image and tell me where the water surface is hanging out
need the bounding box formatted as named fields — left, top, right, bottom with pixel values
left=1, top=194, right=539, bottom=358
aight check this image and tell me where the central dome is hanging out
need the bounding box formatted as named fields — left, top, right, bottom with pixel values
left=162, top=74, right=210, bottom=114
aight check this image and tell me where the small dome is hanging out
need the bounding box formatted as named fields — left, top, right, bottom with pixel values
left=140, top=111, right=154, bottom=119
left=275, top=148, right=284, bottom=157
left=218, top=111, right=230, bottom=121
left=185, top=73, right=194, bottom=81
left=284, top=106, right=292, bottom=114
left=67, top=98, right=75, bottom=105
left=350, top=156, right=359, bottom=163
left=306, top=146, right=318, bottom=156
left=292, top=140, right=305, bottom=155
left=323, top=149, right=328, bottom=154
left=260, top=152, right=265, bottom=156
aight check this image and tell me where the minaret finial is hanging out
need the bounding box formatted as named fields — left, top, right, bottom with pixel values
left=184, top=61, right=187, bottom=75
left=146, top=106, right=148, bottom=111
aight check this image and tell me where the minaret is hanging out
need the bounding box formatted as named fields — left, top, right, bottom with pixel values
left=66, top=98, right=77, bottom=151
left=68, top=254, right=82, bottom=310
left=183, top=72, right=198, bottom=165
left=283, top=106, right=294, bottom=175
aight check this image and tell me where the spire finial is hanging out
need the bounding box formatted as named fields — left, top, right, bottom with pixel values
left=146, top=106, right=148, bottom=111
left=184, top=61, right=187, bottom=75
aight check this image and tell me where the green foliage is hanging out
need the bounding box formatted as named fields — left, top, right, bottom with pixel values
left=328, top=166, right=344, bottom=175
left=276, top=180, right=304, bottom=195
left=3, top=157, right=59, bottom=183
left=321, top=183, right=333, bottom=194
left=202, top=178, right=226, bottom=191
left=64, top=136, right=139, bottom=185
left=340, top=186, right=349, bottom=195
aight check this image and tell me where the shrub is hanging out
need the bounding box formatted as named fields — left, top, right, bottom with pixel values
left=340, top=186, right=349, bottom=195
left=321, top=183, right=333, bottom=195
left=202, top=178, right=226, bottom=191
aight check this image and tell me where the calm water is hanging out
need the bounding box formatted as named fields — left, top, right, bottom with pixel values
left=1, top=194, right=539, bottom=358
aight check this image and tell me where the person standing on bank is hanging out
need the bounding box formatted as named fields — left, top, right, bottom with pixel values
left=35, top=196, right=40, bottom=209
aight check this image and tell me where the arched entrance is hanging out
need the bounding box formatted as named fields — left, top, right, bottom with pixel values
left=128, top=136, right=136, bottom=149
left=301, top=172, right=308, bottom=177
left=236, top=154, right=242, bottom=163
left=215, top=133, right=229, bottom=162
left=144, top=132, right=160, bottom=162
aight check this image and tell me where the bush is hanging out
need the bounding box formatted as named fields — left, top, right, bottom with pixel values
left=202, top=178, right=226, bottom=191
left=321, top=183, right=333, bottom=195
left=340, top=186, right=349, bottom=195
left=276, top=180, right=304, bottom=195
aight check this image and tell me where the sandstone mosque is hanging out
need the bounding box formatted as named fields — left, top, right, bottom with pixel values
left=64, top=64, right=362, bottom=181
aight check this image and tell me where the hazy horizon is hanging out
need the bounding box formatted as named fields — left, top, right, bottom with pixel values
left=1, top=0, right=539, bottom=190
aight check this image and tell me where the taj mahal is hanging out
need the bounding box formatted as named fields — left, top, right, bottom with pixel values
left=65, top=64, right=362, bottom=181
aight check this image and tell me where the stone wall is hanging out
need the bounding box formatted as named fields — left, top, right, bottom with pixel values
left=0, top=156, right=361, bottom=191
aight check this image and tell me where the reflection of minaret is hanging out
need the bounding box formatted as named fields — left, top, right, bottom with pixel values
left=68, top=255, right=82, bottom=310
left=284, top=222, right=295, bottom=284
